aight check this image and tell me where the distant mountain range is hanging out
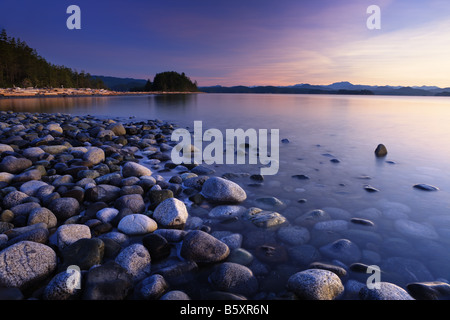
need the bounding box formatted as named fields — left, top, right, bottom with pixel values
left=91, top=75, right=147, bottom=91
left=93, top=76, right=450, bottom=97
left=199, top=81, right=450, bottom=96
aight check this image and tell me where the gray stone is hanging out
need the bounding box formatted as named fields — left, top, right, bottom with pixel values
left=19, top=180, right=48, bottom=196
left=115, top=243, right=151, bottom=282
left=48, top=197, right=80, bottom=221
left=201, top=177, right=247, bottom=203
left=153, top=198, right=188, bottom=228
left=180, top=230, right=230, bottom=263
left=122, top=161, right=152, bottom=178
left=43, top=268, right=82, bottom=300
left=0, top=156, right=32, bottom=174
left=57, top=224, right=92, bottom=249
left=96, top=207, right=119, bottom=224
left=287, top=269, right=344, bottom=300
left=83, top=147, right=105, bottom=166
left=3, top=191, right=28, bottom=210
left=160, top=290, right=190, bottom=300
left=137, top=274, right=169, bottom=300
left=0, top=241, right=57, bottom=289
left=209, top=262, right=258, bottom=297
left=28, top=207, right=57, bottom=228
left=208, top=205, right=246, bottom=220
left=85, top=184, right=121, bottom=203
left=114, top=194, right=145, bottom=213
left=107, top=122, right=126, bottom=136
left=117, top=214, right=157, bottom=235
left=243, top=207, right=287, bottom=228
left=360, top=282, right=414, bottom=300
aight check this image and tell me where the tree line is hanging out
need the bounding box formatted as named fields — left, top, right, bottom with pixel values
left=0, top=29, right=106, bottom=89
left=131, top=71, right=199, bottom=92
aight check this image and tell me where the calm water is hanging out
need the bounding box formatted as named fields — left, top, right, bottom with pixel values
left=2, top=93, right=450, bottom=298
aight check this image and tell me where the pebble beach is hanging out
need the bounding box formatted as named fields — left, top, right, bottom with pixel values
left=0, top=110, right=448, bottom=301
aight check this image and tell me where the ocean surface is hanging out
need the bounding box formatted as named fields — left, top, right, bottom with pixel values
left=2, top=93, right=450, bottom=298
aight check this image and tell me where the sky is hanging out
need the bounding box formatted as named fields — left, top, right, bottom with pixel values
left=1, top=0, right=450, bottom=87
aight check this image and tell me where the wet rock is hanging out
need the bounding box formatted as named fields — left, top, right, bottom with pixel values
left=180, top=230, right=230, bottom=263
left=201, top=177, right=247, bottom=203
left=413, top=184, right=439, bottom=191
left=287, top=269, right=344, bottom=300
left=208, top=205, right=246, bottom=220
left=0, top=241, right=57, bottom=290
left=208, top=262, right=258, bottom=297
left=152, top=198, right=188, bottom=229
left=374, top=144, right=388, bottom=157
left=243, top=207, right=287, bottom=228
left=406, top=281, right=450, bottom=300
left=350, top=218, right=375, bottom=227
left=360, top=282, right=414, bottom=300
left=309, top=262, right=347, bottom=278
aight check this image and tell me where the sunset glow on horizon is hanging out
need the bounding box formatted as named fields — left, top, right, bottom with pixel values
left=1, top=0, right=450, bottom=87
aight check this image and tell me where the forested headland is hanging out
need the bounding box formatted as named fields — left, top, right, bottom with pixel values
left=0, top=29, right=106, bottom=89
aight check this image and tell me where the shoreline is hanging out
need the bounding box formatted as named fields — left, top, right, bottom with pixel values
left=0, top=87, right=202, bottom=99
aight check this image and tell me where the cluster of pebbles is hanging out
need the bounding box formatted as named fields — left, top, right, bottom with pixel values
left=0, top=110, right=448, bottom=300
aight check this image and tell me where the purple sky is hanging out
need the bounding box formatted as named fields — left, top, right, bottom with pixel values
left=2, top=0, right=450, bottom=87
